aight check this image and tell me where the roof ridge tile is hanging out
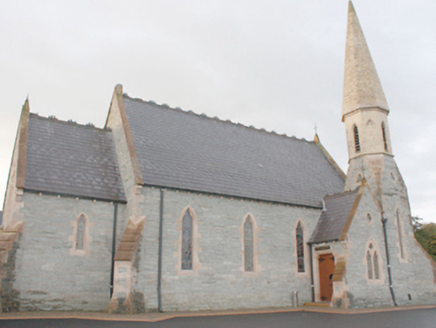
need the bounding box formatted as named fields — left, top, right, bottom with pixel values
left=29, top=113, right=109, bottom=132
left=123, top=93, right=312, bottom=144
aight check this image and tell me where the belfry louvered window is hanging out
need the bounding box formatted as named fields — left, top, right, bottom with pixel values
left=296, top=222, right=305, bottom=272
left=381, top=122, right=388, bottom=151
left=181, top=211, right=193, bottom=270
left=244, top=218, right=254, bottom=272
left=354, top=125, right=361, bottom=152
left=76, top=215, right=85, bottom=250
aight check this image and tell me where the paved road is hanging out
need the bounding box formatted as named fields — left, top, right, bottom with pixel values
left=1, top=309, right=435, bottom=328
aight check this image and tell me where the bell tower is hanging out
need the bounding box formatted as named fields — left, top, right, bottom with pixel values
left=342, top=1, right=392, bottom=160
left=342, top=1, right=403, bottom=204
left=339, top=3, right=436, bottom=307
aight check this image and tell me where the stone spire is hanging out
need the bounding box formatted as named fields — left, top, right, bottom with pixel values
left=342, top=1, right=389, bottom=121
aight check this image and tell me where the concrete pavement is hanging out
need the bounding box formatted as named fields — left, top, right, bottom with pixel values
left=0, top=304, right=435, bottom=325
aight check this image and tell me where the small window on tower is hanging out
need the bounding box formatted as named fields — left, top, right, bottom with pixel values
left=381, top=122, right=388, bottom=151
left=353, top=125, right=361, bottom=153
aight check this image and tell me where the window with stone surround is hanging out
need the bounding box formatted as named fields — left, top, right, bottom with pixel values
left=296, top=221, right=305, bottom=272
left=181, top=210, right=193, bottom=270
left=69, top=213, right=92, bottom=256
left=241, top=213, right=260, bottom=275
left=177, top=206, right=201, bottom=275
left=365, top=240, right=382, bottom=282
left=76, top=215, right=85, bottom=250
left=244, top=218, right=254, bottom=272
left=396, top=210, right=407, bottom=261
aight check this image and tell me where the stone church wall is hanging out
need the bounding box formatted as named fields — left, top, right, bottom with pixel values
left=381, top=197, right=436, bottom=304
left=134, top=187, right=321, bottom=312
left=10, top=193, right=123, bottom=311
left=342, top=189, right=392, bottom=308
left=345, top=156, right=436, bottom=306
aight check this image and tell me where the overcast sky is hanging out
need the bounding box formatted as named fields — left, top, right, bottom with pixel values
left=1, top=0, right=435, bottom=223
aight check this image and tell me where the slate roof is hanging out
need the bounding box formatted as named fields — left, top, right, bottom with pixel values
left=24, top=114, right=126, bottom=202
left=309, top=189, right=359, bottom=244
left=123, top=95, right=345, bottom=208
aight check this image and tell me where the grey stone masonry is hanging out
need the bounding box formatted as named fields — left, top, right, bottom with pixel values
left=345, top=155, right=436, bottom=307
left=341, top=188, right=393, bottom=308
left=11, top=193, right=122, bottom=311
left=135, top=187, right=320, bottom=312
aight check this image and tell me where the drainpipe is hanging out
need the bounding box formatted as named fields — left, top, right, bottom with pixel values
left=309, top=244, right=315, bottom=302
left=381, top=215, right=398, bottom=306
left=110, top=203, right=118, bottom=298
left=157, top=189, right=164, bottom=312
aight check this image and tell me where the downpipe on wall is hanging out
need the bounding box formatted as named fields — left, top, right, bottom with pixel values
left=381, top=214, right=398, bottom=306
left=157, top=188, right=165, bottom=312
left=110, top=203, right=118, bottom=298
left=309, top=244, right=315, bottom=302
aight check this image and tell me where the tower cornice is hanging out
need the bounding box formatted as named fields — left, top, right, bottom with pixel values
left=342, top=106, right=389, bottom=122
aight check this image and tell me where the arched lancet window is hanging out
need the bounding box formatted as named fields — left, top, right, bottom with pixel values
left=296, top=222, right=305, bottom=272
left=373, top=251, right=380, bottom=279
left=381, top=122, right=388, bottom=151
left=396, top=210, right=405, bottom=260
left=244, top=217, right=254, bottom=272
left=181, top=210, right=193, bottom=270
left=353, top=125, right=361, bottom=153
left=366, top=250, right=373, bottom=279
left=366, top=242, right=381, bottom=280
left=76, top=215, right=85, bottom=250
left=70, top=213, right=91, bottom=256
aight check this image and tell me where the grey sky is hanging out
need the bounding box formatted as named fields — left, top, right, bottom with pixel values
left=1, top=0, right=435, bottom=222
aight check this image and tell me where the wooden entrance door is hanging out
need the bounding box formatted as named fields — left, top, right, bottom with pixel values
left=318, top=253, right=335, bottom=302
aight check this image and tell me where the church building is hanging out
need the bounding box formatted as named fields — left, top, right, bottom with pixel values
left=1, top=2, right=435, bottom=312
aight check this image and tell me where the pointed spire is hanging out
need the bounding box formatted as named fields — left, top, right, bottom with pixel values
left=22, top=95, right=30, bottom=113
left=342, top=1, right=389, bottom=121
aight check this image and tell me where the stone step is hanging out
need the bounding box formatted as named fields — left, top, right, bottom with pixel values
left=303, top=302, right=331, bottom=307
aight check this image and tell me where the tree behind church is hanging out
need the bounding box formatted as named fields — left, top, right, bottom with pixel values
left=413, top=217, right=436, bottom=261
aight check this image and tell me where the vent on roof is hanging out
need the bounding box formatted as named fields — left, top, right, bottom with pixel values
left=86, top=123, right=94, bottom=127
left=149, top=100, right=156, bottom=104
left=162, top=103, right=169, bottom=108
left=48, top=115, right=57, bottom=120
left=67, top=119, right=77, bottom=123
